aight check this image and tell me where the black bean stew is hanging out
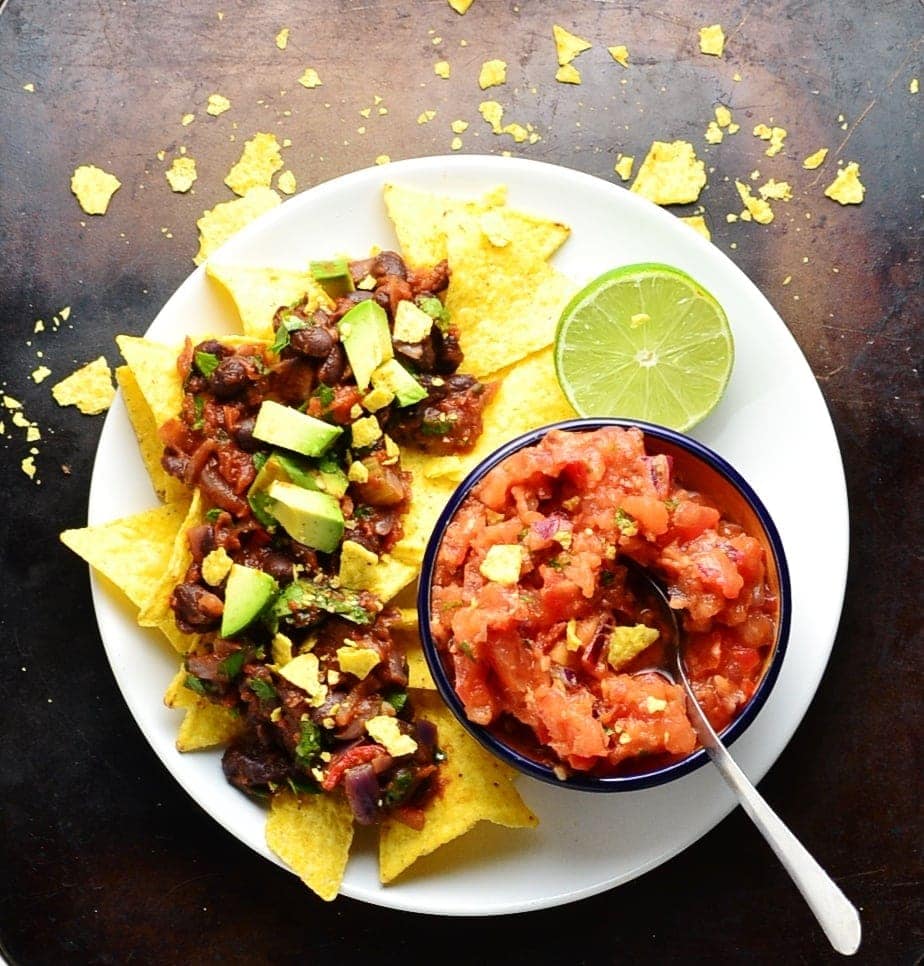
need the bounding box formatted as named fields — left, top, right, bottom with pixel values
left=159, top=251, right=494, bottom=827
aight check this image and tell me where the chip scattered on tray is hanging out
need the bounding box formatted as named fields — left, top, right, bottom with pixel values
left=614, top=154, right=634, bottom=181
left=225, top=132, right=283, bottom=196
left=555, top=64, right=582, bottom=85
left=207, top=94, right=231, bottom=117
left=51, top=357, right=115, bottom=415
left=275, top=27, right=289, bottom=49
left=736, top=180, right=774, bottom=224
left=165, top=156, right=198, bottom=193
left=753, top=123, right=787, bottom=157
left=298, top=68, right=322, bottom=89
left=448, top=0, right=474, bottom=12
left=680, top=215, right=711, bottom=241
left=478, top=59, right=507, bottom=89
left=698, top=24, right=725, bottom=56
left=824, top=162, right=865, bottom=205
left=434, top=60, right=450, bottom=78
left=802, top=147, right=829, bottom=169
left=70, top=164, right=121, bottom=215
left=194, top=186, right=281, bottom=265
left=276, top=170, right=297, bottom=195
left=758, top=179, right=793, bottom=201
left=552, top=24, right=592, bottom=65
left=608, top=45, right=629, bottom=67
left=630, top=140, right=707, bottom=206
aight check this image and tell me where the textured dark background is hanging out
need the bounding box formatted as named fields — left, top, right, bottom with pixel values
left=0, top=1, right=921, bottom=963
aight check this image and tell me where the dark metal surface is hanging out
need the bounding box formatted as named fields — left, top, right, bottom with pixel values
left=0, top=1, right=920, bottom=963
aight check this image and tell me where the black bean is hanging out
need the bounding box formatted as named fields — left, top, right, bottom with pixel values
left=289, top=325, right=335, bottom=358
left=318, top=343, right=346, bottom=384
left=210, top=356, right=250, bottom=398
left=372, top=250, right=407, bottom=279
left=262, top=552, right=296, bottom=584
left=233, top=415, right=259, bottom=452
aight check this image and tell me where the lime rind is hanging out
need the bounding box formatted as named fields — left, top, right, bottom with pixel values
left=553, top=263, right=734, bottom=431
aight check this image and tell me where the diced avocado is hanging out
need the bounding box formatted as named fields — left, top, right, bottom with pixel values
left=249, top=452, right=349, bottom=525
left=267, top=479, right=344, bottom=553
left=221, top=563, right=278, bottom=638
left=606, top=624, right=659, bottom=672
left=478, top=544, right=523, bottom=585
left=371, top=358, right=427, bottom=407
left=252, top=400, right=342, bottom=457
left=339, top=300, right=393, bottom=391
left=315, top=457, right=349, bottom=498
left=310, top=258, right=355, bottom=299
left=392, top=299, right=435, bottom=344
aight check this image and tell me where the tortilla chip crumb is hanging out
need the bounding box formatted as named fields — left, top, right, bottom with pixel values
left=23, top=82, right=35, bottom=93
left=555, top=64, right=582, bottom=84
left=207, top=93, right=231, bottom=117
left=51, top=357, right=116, bottom=415
left=478, top=100, right=504, bottom=132
left=298, top=68, right=322, bottom=89
left=553, top=25, right=592, bottom=65
left=681, top=215, right=711, bottom=241
left=194, top=186, right=281, bottom=265
left=735, top=180, right=774, bottom=224
left=225, top=132, right=283, bottom=196
left=275, top=27, right=289, bottom=49
left=705, top=121, right=724, bottom=144
left=181, top=113, right=195, bottom=126
left=613, top=154, right=634, bottom=181
left=451, top=119, right=469, bottom=133
left=631, top=140, right=707, bottom=205
left=911, top=78, right=919, bottom=94
left=758, top=179, right=793, bottom=201
left=21, top=456, right=37, bottom=480
left=479, top=59, right=507, bottom=90
left=165, top=156, right=198, bottom=193
left=276, top=170, right=297, bottom=195
left=448, top=0, right=474, bottom=12
left=417, top=109, right=437, bottom=124
left=70, top=164, right=121, bottom=215
left=434, top=60, right=451, bottom=78
left=31, top=366, right=52, bottom=384
left=375, top=154, right=391, bottom=165
left=824, top=162, right=865, bottom=205
left=699, top=24, right=725, bottom=56
left=451, top=136, right=463, bottom=150
left=802, top=147, right=829, bottom=170
left=753, top=123, right=787, bottom=157
left=608, top=45, right=629, bottom=67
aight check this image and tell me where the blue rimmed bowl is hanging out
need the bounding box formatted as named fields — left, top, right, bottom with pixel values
left=417, top=417, right=792, bottom=792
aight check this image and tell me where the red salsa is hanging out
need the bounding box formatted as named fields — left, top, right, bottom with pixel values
left=430, top=426, right=778, bottom=779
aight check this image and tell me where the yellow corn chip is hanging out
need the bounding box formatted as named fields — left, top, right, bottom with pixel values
left=552, top=25, right=591, bottom=66
left=194, top=186, right=281, bottom=266
left=555, top=64, right=582, bottom=85
left=393, top=621, right=436, bottom=690
left=166, top=156, right=198, bottom=193
left=266, top=789, right=354, bottom=901
left=205, top=263, right=335, bottom=341
left=824, top=162, right=865, bottom=205
left=631, top=140, right=707, bottom=206
left=137, top=490, right=204, bottom=627
left=736, top=180, right=774, bottom=224
left=225, top=133, right=284, bottom=197
left=379, top=690, right=537, bottom=883
left=698, top=24, right=725, bottom=56
left=448, top=0, right=474, bottom=12
left=680, top=214, right=711, bottom=241
left=71, top=164, right=121, bottom=215
left=802, top=147, right=829, bottom=170
left=164, top=667, right=245, bottom=750
left=608, top=45, right=629, bottom=67
left=389, top=449, right=459, bottom=569
left=116, top=335, right=184, bottom=428
left=51, top=357, right=116, bottom=415
left=478, top=59, right=507, bottom=90
left=115, top=365, right=187, bottom=504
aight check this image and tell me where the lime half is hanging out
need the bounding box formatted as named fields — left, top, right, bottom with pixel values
left=553, top=263, right=734, bottom=431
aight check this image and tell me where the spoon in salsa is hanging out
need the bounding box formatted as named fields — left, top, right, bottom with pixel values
left=627, top=564, right=862, bottom=956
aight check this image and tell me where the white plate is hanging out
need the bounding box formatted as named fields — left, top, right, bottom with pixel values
left=89, top=155, right=849, bottom=916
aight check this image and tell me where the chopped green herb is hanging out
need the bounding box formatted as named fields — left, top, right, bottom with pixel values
left=249, top=676, right=277, bottom=702
left=457, top=640, right=475, bottom=660
left=218, top=650, right=246, bottom=680
left=615, top=507, right=639, bottom=537
left=382, top=766, right=415, bottom=806
left=416, top=295, right=450, bottom=331
left=183, top=673, right=209, bottom=696
left=420, top=415, right=454, bottom=437
left=192, top=395, right=205, bottom=430
left=270, top=314, right=308, bottom=355
left=270, top=579, right=374, bottom=627
left=287, top=776, right=322, bottom=795
left=204, top=507, right=222, bottom=523
left=384, top=689, right=408, bottom=713
left=314, top=383, right=335, bottom=408
left=194, top=350, right=220, bottom=378
left=252, top=451, right=269, bottom=473
left=352, top=504, right=374, bottom=520
left=295, top=717, right=322, bottom=763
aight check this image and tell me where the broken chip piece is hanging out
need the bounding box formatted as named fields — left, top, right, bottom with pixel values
left=194, top=186, right=281, bottom=265
left=51, top=357, right=115, bottom=415
left=70, top=164, right=121, bottom=215
left=803, top=147, right=829, bottom=170
left=631, top=140, right=707, bottom=206
left=552, top=24, right=592, bottom=65
left=206, top=93, right=231, bottom=116
left=298, top=68, right=322, bottom=88
left=608, top=44, right=629, bottom=67
left=698, top=24, right=725, bottom=56
left=225, top=132, right=283, bottom=196
left=478, top=59, right=507, bottom=89
left=165, top=156, right=198, bottom=193
left=824, top=162, right=865, bottom=205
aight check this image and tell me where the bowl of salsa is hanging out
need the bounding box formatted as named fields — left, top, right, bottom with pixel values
left=418, top=418, right=791, bottom=791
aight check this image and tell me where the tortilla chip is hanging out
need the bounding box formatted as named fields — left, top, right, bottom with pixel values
left=165, top=156, right=198, bottom=193
left=70, top=164, right=121, bottom=215
left=478, top=59, right=507, bottom=90
left=379, top=690, right=537, bottom=883
left=266, top=789, right=354, bottom=901
left=116, top=335, right=184, bottom=428
left=631, top=140, right=707, bottom=206
left=383, top=183, right=569, bottom=269
left=555, top=64, right=582, bottom=85
left=680, top=215, right=711, bottom=241
left=698, top=24, right=725, bottom=56
left=51, top=357, right=116, bottom=415
left=802, top=147, right=829, bottom=170
left=194, top=186, right=281, bottom=266
left=137, top=490, right=204, bottom=627
left=824, top=162, right=865, bottom=205
left=116, top=366, right=188, bottom=503
left=205, top=262, right=335, bottom=340
left=61, top=499, right=191, bottom=613
left=338, top=540, right=418, bottom=603
left=207, top=93, right=231, bottom=117
left=393, top=620, right=436, bottom=690
left=389, top=450, right=460, bottom=569
left=552, top=25, right=592, bottom=66
left=164, top=667, right=245, bottom=750
left=425, top=346, right=576, bottom=482
left=736, top=180, right=774, bottom=224
left=225, top=133, right=283, bottom=197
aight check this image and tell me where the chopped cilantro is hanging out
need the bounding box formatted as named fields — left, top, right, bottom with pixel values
left=194, top=350, right=220, bottom=378
left=204, top=507, right=222, bottom=523
left=218, top=650, right=246, bottom=680
left=270, top=314, right=308, bottom=355
left=313, top=383, right=335, bottom=408
left=457, top=640, right=475, bottom=660
left=384, top=689, right=408, bottom=713
left=295, top=717, right=322, bottom=763
left=615, top=507, right=639, bottom=537
left=183, top=673, right=209, bottom=696
left=420, top=415, right=453, bottom=437
left=248, top=676, right=277, bottom=702
left=270, top=579, right=374, bottom=627
left=192, top=395, right=205, bottom=430
left=382, top=767, right=415, bottom=806
left=287, top=776, right=321, bottom=795
left=416, top=295, right=450, bottom=329
left=352, top=504, right=374, bottom=520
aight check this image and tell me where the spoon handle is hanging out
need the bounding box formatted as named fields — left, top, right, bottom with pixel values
left=689, top=702, right=862, bottom=956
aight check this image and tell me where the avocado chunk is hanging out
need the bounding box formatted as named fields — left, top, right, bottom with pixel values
left=252, top=400, right=342, bottom=458
left=310, top=258, right=355, bottom=299
left=267, top=480, right=344, bottom=553
left=371, top=358, right=427, bottom=407
left=221, top=563, right=278, bottom=638
left=339, top=300, right=393, bottom=391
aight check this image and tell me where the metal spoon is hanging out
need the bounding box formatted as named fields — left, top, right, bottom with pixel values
left=628, top=565, right=862, bottom=956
